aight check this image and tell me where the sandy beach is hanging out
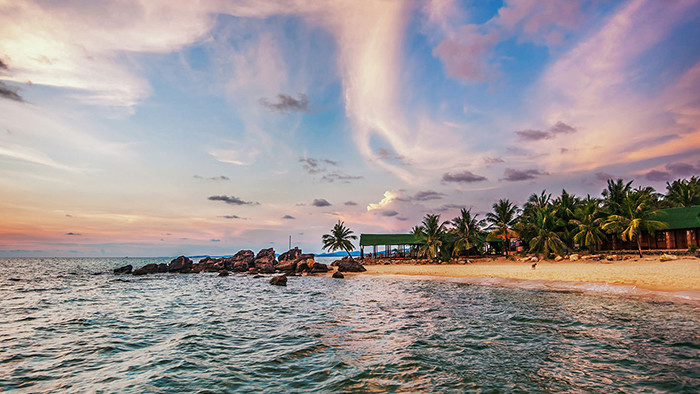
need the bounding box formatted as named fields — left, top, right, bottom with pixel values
left=361, top=257, right=700, bottom=293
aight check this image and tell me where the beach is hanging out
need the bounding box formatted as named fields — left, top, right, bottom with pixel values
left=361, top=257, right=700, bottom=293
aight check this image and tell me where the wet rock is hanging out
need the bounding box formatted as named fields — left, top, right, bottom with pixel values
left=276, top=260, right=297, bottom=273
left=278, top=247, right=302, bottom=264
left=133, top=263, right=159, bottom=276
left=332, top=271, right=344, bottom=279
left=168, top=256, right=193, bottom=273
left=333, top=257, right=367, bottom=272
left=269, top=275, right=287, bottom=286
left=310, top=262, right=329, bottom=273
left=248, top=267, right=258, bottom=275
left=253, top=274, right=264, bottom=278
left=113, top=265, right=132, bottom=274
left=157, top=263, right=169, bottom=273
left=295, top=258, right=314, bottom=273
left=218, top=270, right=229, bottom=277
left=259, top=264, right=276, bottom=274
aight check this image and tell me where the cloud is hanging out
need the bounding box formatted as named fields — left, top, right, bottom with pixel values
left=436, top=203, right=467, bottom=212
left=221, top=215, right=247, bottom=220
left=322, top=159, right=338, bottom=166
left=312, top=198, right=331, bottom=207
left=208, top=195, right=258, bottom=206
left=320, top=172, right=363, bottom=183
left=645, top=170, right=670, bottom=182
left=413, top=190, right=445, bottom=201
left=0, top=58, right=7, bottom=69
left=344, top=201, right=358, bottom=206
left=502, top=168, right=548, bottom=181
left=380, top=210, right=399, bottom=217
left=65, top=232, right=81, bottom=236
left=0, top=82, right=23, bottom=102
left=210, top=239, right=220, bottom=242
left=442, top=170, right=487, bottom=183
left=282, top=215, right=295, bottom=219
left=515, top=121, right=577, bottom=141
left=194, top=175, right=230, bottom=181
left=665, top=162, right=700, bottom=176
left=260, top=93, right=309, bottom=112
left=595, top=172, right=615, bottom=181
left=484, top=157, right=504, bottom=164
left=209, top=143, right=259, bottom=166
left=299, top=157, right=323, bottom=174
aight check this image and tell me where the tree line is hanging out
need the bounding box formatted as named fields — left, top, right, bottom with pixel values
left=409, top=177, right=699, bottom=259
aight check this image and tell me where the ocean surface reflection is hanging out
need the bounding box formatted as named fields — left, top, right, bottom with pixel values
left=0, top=258, right=698, bottom=392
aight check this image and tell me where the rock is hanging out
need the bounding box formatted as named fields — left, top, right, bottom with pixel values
left=168, top=256, right=193, bottom=273
left=276, top=260, right=297, bottom=273
left=226, top=250, right=255, bottom=272
left=218, top=270, right=229, bottom=277
left=259, top=264, right=276, bottom=274
left=334, top=257, right=367, bottom=272
left=253, top=274, right=264, bottom=278
left=554, top=256, right=563, bottom=262
left=332, top=271, right=344, bottom=279
left=310, top=262, right=329, bottom=273
left=278, top=247, right=302, bottom=264
left=113, top=265, right=132, bottom=274
left=269, top=275, right=287, bottom=286
left=133, top=263, right=159, bottom=275
left=157, top=263, right=169, bottom=273
left=248, top=267, right=258, bottom=275
left=254, top=248, right=277, bottom=270
left=296, top=258, right=314, bottom=273
left=660, top=254, right=678, bottom=262
left=530, top=257, right=539, bottom=262
left=570, top=254, right=579, bottom=262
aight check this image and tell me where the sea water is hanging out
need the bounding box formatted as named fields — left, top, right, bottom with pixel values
left=1, top=257, right=698, bottom=392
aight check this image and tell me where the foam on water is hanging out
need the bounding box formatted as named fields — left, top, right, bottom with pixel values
left=1, top=257, right=699, bottom=392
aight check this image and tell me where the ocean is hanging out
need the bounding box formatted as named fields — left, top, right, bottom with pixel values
left=1, top=257, right=698, bottom=392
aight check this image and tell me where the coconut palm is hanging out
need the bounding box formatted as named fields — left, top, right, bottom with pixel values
left=602, top=190, right=667, bottom=257
left=486, top=199, right=520, bottom=257
left=527, top=206, right=567, bottom=258
left=417, top=214, right=447, bottom=260
left=665, top=177, right=700, bottom=207
left=552, top=189, right=580, bottom=249
left=570, top=197, right=606, bottom=252
left=602, top=178, right=633, bottom=216
left=450, top=208, right=483, bottom=256
left=322, top=221, right=358, bottom=259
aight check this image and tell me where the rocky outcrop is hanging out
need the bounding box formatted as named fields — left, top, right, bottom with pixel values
left=278, top=247, right=302, bottom=265
left=269, top=275, right=287, bottom=286
left=218, top=270, right=229, bottom=277
left=332, top=271, right=344, bottom=279
left=310, top=262, right=329, bottom=273
left=253, top=248, right=277, bottom=273
left=114, top=265, right=132, bottom=274
left=295, top=258, right=314, bottom=274
left=333, top=257, right=367, bottom=272
left=133, top=263, right=159, bottom=276
left=168, top=256, right=193, bottom=273
left=157, top=263, right=169, bottom=273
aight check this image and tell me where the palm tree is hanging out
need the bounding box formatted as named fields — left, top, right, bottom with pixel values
left=570, top=197, right=606, bottom=252
left=602, top=178, right=633, bottom=216
left=527, top=207, right=567, bottom=258
left=602, top=190, right=667, bottom=257
left=417, top=214, right=447, bottom=260
left=450, top=208, right=483, bottom=256
left=665, top=177, right=700, bottom=207
left=410, top=225, right=425, bottom=256
left=322, top=221, right=358, bottom=259
left=552, top=189, right=580, bottom=249
left=486, top=199, right=520, bottom=257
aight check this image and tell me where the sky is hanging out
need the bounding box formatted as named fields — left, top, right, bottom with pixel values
left=1, top=0, right=699, bottom=257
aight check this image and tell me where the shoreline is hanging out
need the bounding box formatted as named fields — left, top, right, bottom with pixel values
left=357, top=257, right=700, bottom=293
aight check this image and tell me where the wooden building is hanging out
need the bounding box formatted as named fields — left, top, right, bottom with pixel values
left=605, top=205, right=700, bottom=250
left=359, top=234, right=424, bottom=259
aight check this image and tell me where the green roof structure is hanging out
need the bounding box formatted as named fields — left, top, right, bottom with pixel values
left=653, top=205, right=700, bottom=230
left=360, top=233, right=424, bottom=246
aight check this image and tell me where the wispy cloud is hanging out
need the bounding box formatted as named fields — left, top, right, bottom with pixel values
left=379, top=209, right=399, bottom=217
left=194, top=175, right=230, bottom=181
left=515, top=121, right=576, bottom=141
left=208, top=195, right=259, bottom=206
left=320, top=172, right=363, bottom=183
left=412, top=190, right=445, bottom=201
left=221, top=215, right=247, bottom=220
left=0, top=82, right=23, bottom=102
left=260, top=93, right=309, bottom=112
left=282, top=215, right=295, bottom=220
left=65, top=232, right=81, bottom=236
left=344, top=201, right=358, bottom=206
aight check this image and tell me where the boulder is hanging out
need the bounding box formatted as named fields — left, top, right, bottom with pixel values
left=276, top=260, right=297, bottom=273
left=259, top=264, right=276, bottom=274
left=554, top=256, right=563, bottom=262
left=248, top=267, right=258, bottom=275
left=113, top=265, right=132, bottom=274
left=168, top=256, right=193, bottom=273
left=228, top=250, right=255, bottom=272
left=530, top=256, right=539, bottom=262
left=278, top=247, right=302, bottom=264
left=254, top=248, right=277, bottom=269
left=570, top=254, right=579, bottom=262
left=310, top=262, right=329, bottom=273
left=218, top=270, right=229, bottom=277
left=334, top=257, right=367, bottom=272
left=157, top=263, right=169, bottom=273
left=269, top=275, right=287, bottom=286
left=660, top=253, right=678, bottom=262
left=295, top=258, right=314, bottom=273
left=332, top=271, right=344, bottom=279
left=133, top=263, right=159, bottom=276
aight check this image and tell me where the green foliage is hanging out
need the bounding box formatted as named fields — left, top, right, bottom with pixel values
left=665, top=177, right=700, bottom=207
left=450, top=208, right=484, bottom=256
left=321, top=221, right=358, bottom=258
left=486, top=199, right=520, bottom=256
left=570, top=197, right=606, bottom=252
left=416, top=214, right=447, bottom=260
left=524, top=206, right=567, bottom=257
left=602, top=189, right=667, bottom=257
left=689, top=244, right=698, bottom=254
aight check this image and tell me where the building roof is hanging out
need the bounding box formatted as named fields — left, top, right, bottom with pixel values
left=654, top=205, right=700, bottom=230
left=360, top=233, right=424, bottom=246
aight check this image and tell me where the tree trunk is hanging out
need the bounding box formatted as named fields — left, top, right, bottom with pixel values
left=636, top=237, right=643, bottom=258
left=504, top=232, right=509, bottom=257
left=345, top=248, right=354, bottom=260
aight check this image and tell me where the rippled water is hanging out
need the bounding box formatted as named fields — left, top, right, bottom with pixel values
left=1, top=257, right=698, bottom=392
